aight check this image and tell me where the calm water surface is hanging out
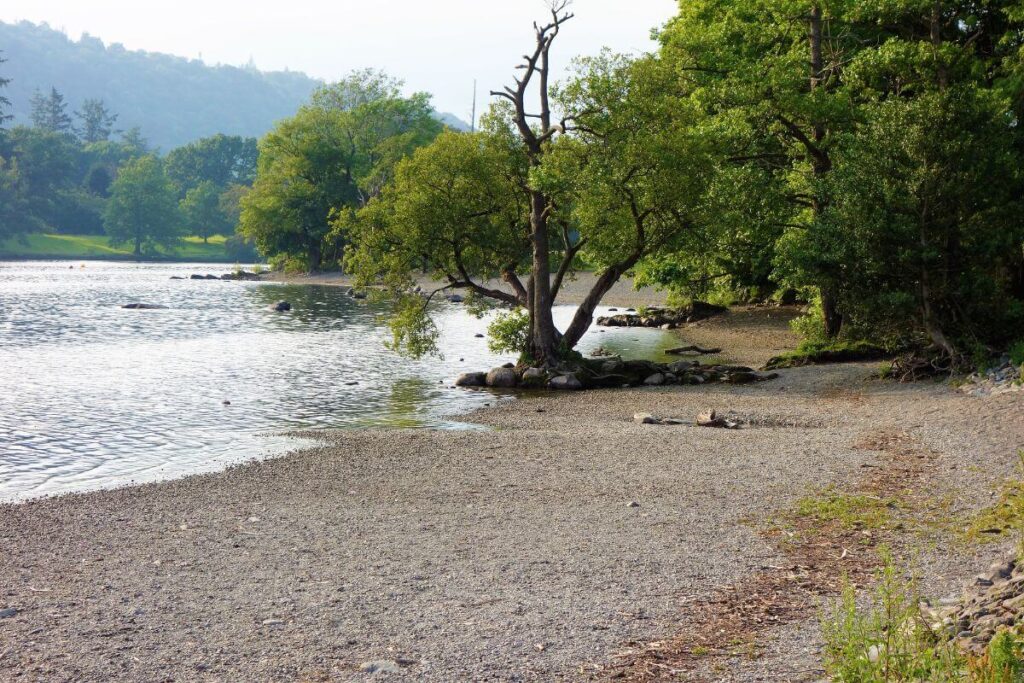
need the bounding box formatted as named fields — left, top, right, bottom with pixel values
left=0, top=261, right=680, bottom=501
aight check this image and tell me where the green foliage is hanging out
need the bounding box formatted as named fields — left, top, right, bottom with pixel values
left=74, top=98, right=117, bottom=144
left=180, top=180, right=230, bottom=242
left=486, top=308, right=530, bottom=356
left=822, top=553, right=966, bottom=682
left=0, top=233, right=233, bottom=261
left=0, top=20, right=322, bottom=150
left=0, top=50, right=11, bottom=128
left=384, top=294, right=440, bottom=359
left=823, top=552, right=1024, bottom=682
left=104, top=155, right=183, bottom=256
left=29, top=87, right=72, bottom=134
left=794, top=486, right=895, bottom=531
left=1010, top=342, right=1024, bottom=369
left=164, top=134, right=257, bottom=196
left=654, top=0, right=1024, bottom=355
left=241, top=71, right=442, bottom=271
left=765, top=340, right=891, bottom=370
left=343, top=126, right=530, bottom=294
left=966, top=452, right=1024, bottom=543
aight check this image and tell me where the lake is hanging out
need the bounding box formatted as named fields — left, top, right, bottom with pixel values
left=0, top=261, right=681, bottom=501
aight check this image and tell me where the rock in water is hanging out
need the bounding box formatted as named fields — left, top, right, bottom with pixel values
left=445, top=294, right=464, bottom=303
left=486, top=367, right=518, bottom=388
left=269, top=301, right=291, bottom=312
left=548, top=374, right=583, bottom=391
left=122, top=303, right=167, bottom=310
left=455, top=372, right=487, bottom=388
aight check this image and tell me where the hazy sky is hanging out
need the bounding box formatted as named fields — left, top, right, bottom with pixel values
left=0, top=1, right=677, bottom=118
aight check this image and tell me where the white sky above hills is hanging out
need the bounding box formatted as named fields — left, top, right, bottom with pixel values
left=0, top=0, right=677, bottom=121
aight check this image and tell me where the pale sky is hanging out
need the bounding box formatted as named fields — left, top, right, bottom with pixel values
left=0, top=0, right=677, bottom=119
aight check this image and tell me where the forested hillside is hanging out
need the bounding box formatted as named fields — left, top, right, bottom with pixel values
left=0, top=20, right=319, bottom=150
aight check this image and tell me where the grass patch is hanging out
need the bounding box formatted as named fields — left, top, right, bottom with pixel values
left=965, top=451, right=1024, bottom=543
left=823, top=552, right=1024, bottom=682
left=793, top=485, right=897, bottom=531
left=0, top=233, right=235, bottom=262
left=764, top=340, right=890, bottom=370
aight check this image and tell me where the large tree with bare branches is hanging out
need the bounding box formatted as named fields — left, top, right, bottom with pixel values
left=345, top=3, right=715, bottom=364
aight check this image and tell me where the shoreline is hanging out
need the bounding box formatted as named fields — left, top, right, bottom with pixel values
left=259, top=270, right=677, bottom=310
left=2, top=306, right=1020, bottom=680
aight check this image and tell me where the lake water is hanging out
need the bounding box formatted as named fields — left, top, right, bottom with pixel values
left=0, top=261, right=681, bottom=502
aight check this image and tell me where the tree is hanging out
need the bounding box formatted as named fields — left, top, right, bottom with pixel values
left=29, top=87, right=73, bottom=134
left=239, top=71, right=442, bottom=270
left=119, top=127, right=150, bottom=156
left=346, top=6, right=716, bottom=365
left=0, top=156, right=33, bottom=239
left=104, top=155, right=183, bottom=256
left=180, top=180, right=229, bottom=242
left=165, top=134, right=258, bottom=195
left=75, top=98, right=118, bottom=143
left=0, top=51, right=11, bottom=129
left=657, top=0, right=876, bottom=337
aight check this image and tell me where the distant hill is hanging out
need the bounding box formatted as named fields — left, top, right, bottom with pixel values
left=0, top=21, right=469, bottom=150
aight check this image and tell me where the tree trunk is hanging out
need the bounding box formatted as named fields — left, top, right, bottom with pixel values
left=821, top=288, right=843, bottom=339
left=307, top=242, right=322, bottom=272
left=528, top=191, right=560, bottom=365
left=808, top=4, right=843, bottom=339
left=561, top=265, right=626, bottom=350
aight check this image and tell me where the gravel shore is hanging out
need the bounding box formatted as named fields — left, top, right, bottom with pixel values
left=1, top=308, right=1021, bottom=682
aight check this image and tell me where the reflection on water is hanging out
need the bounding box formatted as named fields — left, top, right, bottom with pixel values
left=0, top=261, right=681, bottom=501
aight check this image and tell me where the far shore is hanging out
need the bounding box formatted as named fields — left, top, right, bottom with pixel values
left=2, top=305, right=1020, bottom=681
left=260, top=270, right=676, bottom=309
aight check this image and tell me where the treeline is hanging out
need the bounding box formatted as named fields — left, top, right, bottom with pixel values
left=0, top=20, right=319, bottom=150
left=0, top=70, right=258, bottom=258
left=230, top=1, right=1023, bottom=366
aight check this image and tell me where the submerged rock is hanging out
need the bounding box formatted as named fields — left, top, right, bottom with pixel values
left=122, top=303, right=167, bottom=310
left=269, top=301, right=291, bottom=312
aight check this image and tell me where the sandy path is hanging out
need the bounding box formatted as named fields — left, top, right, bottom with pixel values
left=1, top=311, right=1021, bottom=682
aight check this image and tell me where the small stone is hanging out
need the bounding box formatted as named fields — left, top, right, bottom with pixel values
left=975, top=575, right=994, bottom=587
left=359, top=660, right=402, bottom=674
left=627, top=501, right=640, bottom=508
left=0, top=608, right=17, bottom=619
left=261, top=618, right=284, bottom=626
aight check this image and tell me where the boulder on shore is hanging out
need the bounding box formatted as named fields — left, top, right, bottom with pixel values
left=486, top=367, right=518, bottom=389
left=549, top=374, right=583, bottom=391
left=455, top=372, right=487, bottom=388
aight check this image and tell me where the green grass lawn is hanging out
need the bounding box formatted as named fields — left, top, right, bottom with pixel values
left=0, top=233, right=235, bottom=262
